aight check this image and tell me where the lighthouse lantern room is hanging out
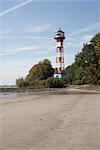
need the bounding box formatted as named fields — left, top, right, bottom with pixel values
left=54, top=28, right=65, bottom=78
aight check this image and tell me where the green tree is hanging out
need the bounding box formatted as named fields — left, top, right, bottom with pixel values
left=27, top=59, right=54, bottom=81
left=65, top=33, right=100, bottom=85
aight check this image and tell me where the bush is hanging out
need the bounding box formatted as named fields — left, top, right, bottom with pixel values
left=46, top=77, right=64, bottom=88
left=27, top=80, right=46, bottom=89
left=74, top=80, right=83, bottom=85
left=16, top=77, right=28, bottom=89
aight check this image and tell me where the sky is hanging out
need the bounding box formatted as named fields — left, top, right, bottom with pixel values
left=0, top=0, right=100, bottom=85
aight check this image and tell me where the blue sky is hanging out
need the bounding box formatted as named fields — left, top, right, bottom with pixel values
left=0, top=0, right=100, bottom=85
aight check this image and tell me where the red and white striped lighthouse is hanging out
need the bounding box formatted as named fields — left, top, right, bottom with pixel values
left=54, top=28, right=65, bottom=78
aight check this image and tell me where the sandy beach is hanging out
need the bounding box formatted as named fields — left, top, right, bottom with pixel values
left=0, top=91, right=100, bottom=150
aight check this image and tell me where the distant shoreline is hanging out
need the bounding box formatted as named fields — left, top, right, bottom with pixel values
left=0, top=85, right=100, bottom=95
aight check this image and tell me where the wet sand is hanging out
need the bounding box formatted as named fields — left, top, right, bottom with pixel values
left=0, top=92, right=100, bottom=150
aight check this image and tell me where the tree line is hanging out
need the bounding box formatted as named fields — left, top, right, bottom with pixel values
left=16, top=33, right=100, bottom=88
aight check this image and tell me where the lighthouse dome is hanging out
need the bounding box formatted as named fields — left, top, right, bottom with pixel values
left=54, top=28, right=65, bottom=39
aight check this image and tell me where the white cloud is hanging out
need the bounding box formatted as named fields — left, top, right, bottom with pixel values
left=0, top=46, right=39, bottom=56
left=64, top=33, right=94, bottom=52
left=23, top=35, right=53, bottom=41
left=80, top=34, right=93, bottom=41
left=69, top=22, right=100, bottom=36
left=25, top=24, right=51, bottom=32
left=64, top=41, right=83, bottom=50
left=0, top=0, right=33, bottom=17
left=0, top=43, right=54, bottom=56
left=0, top=32, right=94, bottom=57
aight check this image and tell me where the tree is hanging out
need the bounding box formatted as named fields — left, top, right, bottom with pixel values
left=65, top=33, right=100, bottom=85
left=27, top=59, right=54, bottom=81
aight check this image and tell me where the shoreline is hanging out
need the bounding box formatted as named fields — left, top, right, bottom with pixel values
left=0, top=88, right=100, bottom=105
left=0, top=86, right=100, bottom=97
left=0, top=84, right=100, bottom=93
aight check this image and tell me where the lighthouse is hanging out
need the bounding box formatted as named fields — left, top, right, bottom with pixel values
left=54, top=28, right=65, bottom=78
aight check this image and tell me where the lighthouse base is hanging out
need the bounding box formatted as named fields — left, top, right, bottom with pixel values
left=54, top=73, right=65, bottom=78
